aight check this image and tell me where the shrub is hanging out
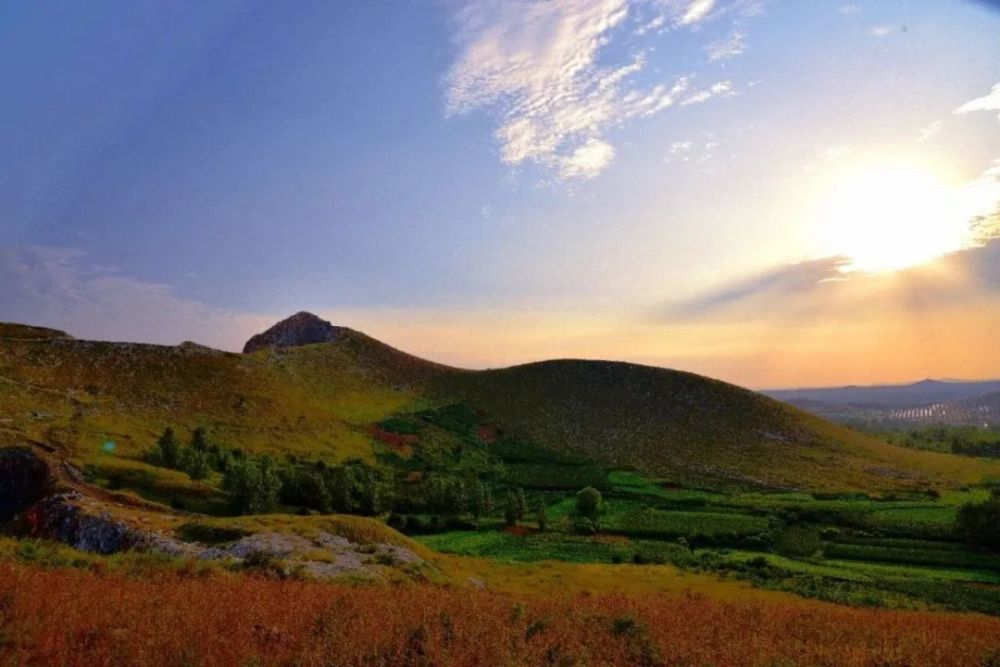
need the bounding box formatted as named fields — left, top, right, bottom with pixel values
left=534, top=499, right=549, bottom=532
left=956, top=490, right=1000, bottom=550
left=774, top=525, right=822, bottom=557
left=504, top=488, right=526, bottom=526
left=387, top=513, right=407, bottom=531
left=576, top=487, right=603, bottom=519
left=574, top=516, right=597, bottom=535
left=632, top=551, right=667, bottom=565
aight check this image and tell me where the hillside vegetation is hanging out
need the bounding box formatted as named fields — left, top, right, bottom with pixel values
left=1, top=318, right=997, bottom=494
left=2, top=560, right=999, bottom=667
left=434, top=360, right=999, bottom=490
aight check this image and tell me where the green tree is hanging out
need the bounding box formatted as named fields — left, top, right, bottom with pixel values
left=469, top=481, right=490, bottom=521
left=306, top=469, right=334, bottom=513
left=576, top=487, right=603, bottom=520
left=957, top=489, right=1000, bottom=550
left=504, top=487, right=526, bottom=526
left=183, top=449, right=212, bottom=481
left=482, top=485, right=494, bottom=518
left=326, top=465, right=358, bottom=514
left=155, top=427, right=181, bottom=468
left=190, top=427, right=209, bottom=453
left=223, top=456, right=282, bottom=515
left=534, top=498, right=549, bottom=532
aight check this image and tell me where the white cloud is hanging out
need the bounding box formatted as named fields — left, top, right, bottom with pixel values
left=558, top=137, right=616, bottom=179
left=955, top=83, right=1000, bottom=122
left=0, top=245, right=268, bottom=350
left=680, top=79, right=733, bottom=106
left=917, top=120, right=942, bottom=143
left=664, top=136, right=719, bottom=164
left=868, top=25, right=892, bottom=37
left=445, top=0, right=745, bottom=180
left=665, top=140, right=694, bottom=161
left=679, top=0, right=716, bottom=25
left=635, top=14, right=666, bottom=35
left=705, top=31, right=746, bottom=62
left=838, top=4, right=861, bottom=15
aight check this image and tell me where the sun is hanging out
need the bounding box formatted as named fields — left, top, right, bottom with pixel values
left=815, top=163, right=970, bottom=272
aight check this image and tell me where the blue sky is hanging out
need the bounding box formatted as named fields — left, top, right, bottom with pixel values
left=2, top=0, right=1000, bottom=387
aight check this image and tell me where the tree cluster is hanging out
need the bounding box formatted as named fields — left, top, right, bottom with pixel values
left=956, top=489, right=1000, bottom=551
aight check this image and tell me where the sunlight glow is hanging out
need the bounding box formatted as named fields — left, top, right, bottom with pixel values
left=817, top=164, right=970, bottom=272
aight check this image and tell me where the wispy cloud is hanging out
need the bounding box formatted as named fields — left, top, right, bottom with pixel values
left=917, top=119, right=943, bottom=143
left=705, top=31, right=746, bottom=62
left=664, top=237, right=1000, bottom=325
left=838, top=3, right=861, bottom=14
left=0, top=245, right=268, bottom=350
left=665, top=159, right=1000, bottom=322
left=679, top=0, right=716, bottom=25
left=445, top=0, right=750, bottom=180
left=680, top=80, right=733, bottom=106
left=667, top=256, right=851, bottom=319
left=664, top=135, right=720, bottom=164
left=868, top=25, right=893, bottom=37
left=955, top=83, right=1000, bottom=122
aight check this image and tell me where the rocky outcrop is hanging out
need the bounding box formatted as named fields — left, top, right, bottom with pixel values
left=0, top=448, right=53, bottom=521
left=0, top=445, right=425, bottom=580
left=24, top=493, right=196, bottom=555
left=198, top=531, right=423, bottom=579
left=242, top=312, right=346, bottom=354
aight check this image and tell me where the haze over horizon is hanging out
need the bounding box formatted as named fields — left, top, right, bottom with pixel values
left=3, top=0, right=1000, bottom=388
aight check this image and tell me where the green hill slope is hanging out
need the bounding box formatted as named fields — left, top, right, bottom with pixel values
left=431, top=360, right=997, bottom=491
left=1, top=317, right=996, bottom=494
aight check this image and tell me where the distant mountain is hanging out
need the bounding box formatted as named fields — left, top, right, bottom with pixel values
left=764, top=380, right=1000, bottom=427
left=764, top=379, right=1000, bottom=408
left=1, top=314, right=997, bottom=494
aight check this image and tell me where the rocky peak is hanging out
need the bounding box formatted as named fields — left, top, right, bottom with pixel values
left=243, top=312, right=346, bottom=354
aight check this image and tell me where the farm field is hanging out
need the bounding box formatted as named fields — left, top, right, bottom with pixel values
left=417, top=467, right=1000, bottom=616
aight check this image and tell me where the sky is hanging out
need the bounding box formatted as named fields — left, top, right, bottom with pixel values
left=2, top=0, right=1000, bottom=389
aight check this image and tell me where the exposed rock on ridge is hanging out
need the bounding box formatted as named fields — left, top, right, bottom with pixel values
left=242, top=312, right=346, bottom=354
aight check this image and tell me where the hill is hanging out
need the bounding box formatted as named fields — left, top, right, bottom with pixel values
left=433, top=361, right=1000, bottom=490
left=0, top=314, right=997, bottom=494
left=764, top=378, right=1000, bottom=408
left=765, top=379, right=1000, bottom=428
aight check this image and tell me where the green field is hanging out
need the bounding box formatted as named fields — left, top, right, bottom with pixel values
left=415, top=467, right=1000, bottom=615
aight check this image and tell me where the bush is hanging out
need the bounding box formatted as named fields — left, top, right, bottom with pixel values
left=774, top=525, right=822, bottom=557
left=387, top=513, right=407, bottom=531
left=574, top=516, right=597, bottom=535
left=223, top=457, right=282, bottom=515
left=504, top=488, right=526, bottom=526
left=956, top=490, right=1000, bottom=551
left=576, top=487, right=603, bottom=519
left=632, top=551, right=667, bottom=565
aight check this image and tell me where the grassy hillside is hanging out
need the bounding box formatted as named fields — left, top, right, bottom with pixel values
left=1, top=320, right=997, bottom=493
left=0, top=325, right=438, bottom=465
left=431, top=360, right=1000, bottom=491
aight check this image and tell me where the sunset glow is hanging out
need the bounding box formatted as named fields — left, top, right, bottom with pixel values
left=2, top=0, right=1000, bottom=388
left=816, top=164, right=969, bottom=273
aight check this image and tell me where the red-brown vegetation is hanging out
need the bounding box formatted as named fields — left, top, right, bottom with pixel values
left=1, top=562, right=998, bottom=666
left=369, top=427, right=419, bottom=454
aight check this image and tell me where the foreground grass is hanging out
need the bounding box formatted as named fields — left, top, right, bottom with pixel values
left=1, top=561, right=999, bottom=667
